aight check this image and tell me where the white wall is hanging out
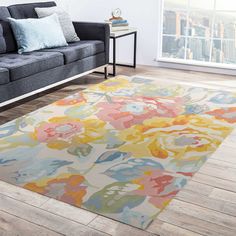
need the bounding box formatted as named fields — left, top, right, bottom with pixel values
left=69, top=0, right=161, bottom=66
left=1, top=0, right=161, bottom=66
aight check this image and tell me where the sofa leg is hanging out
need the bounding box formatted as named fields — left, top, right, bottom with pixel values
left=104, top=66, right=108, bottom=79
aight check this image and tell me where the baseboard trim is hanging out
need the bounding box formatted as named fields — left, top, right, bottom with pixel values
left=0, top=65, right=107, bottom=108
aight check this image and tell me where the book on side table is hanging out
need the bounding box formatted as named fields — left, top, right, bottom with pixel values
left=105, top=19, right=130, bottom=31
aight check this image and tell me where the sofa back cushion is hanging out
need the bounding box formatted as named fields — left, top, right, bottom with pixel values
left=35, top=6, right=80, bottom=43
left=0, top=7, right=11, bottom=20
left=0, top=21, right=17, bottom=54
left=8, top=1, right=56, bottom=19
left=0, top=6, right=11, bottom=20
left=0, top=7, right=17, bottom=54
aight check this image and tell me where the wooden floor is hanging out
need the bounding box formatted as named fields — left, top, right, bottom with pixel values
left=0, top=66, right=236, bottom=236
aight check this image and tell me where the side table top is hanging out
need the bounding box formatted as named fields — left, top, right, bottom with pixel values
left=110, top=27, right=137, bottom=38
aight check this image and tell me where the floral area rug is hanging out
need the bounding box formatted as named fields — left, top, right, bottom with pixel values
left=0, top=76, right=236, bottom=229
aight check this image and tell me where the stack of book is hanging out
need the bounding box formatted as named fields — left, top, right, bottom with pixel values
left=105, top=19, right=129, bottom=32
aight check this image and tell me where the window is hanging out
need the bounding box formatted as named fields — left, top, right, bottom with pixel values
left=160, top=0, right=236, bottom=67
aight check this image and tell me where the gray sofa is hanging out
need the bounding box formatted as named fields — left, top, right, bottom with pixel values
left=0, top=1, right=110, bottom=106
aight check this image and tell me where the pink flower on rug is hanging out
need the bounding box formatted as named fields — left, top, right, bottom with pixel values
left=96, top=97, right=183, bottom=130
left=36, top=120, right=83, bottom=142
left=132, top=170, right=188, bottom=209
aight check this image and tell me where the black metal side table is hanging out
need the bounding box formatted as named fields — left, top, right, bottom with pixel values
left=109, top=28, right=137, bottom=76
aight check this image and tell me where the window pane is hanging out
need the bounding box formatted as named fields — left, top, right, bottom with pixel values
left=164, top=0, right=188, bottom=10
left=162, top=36, right=186, bottom=59
left=189, top=11, right=213, bottom=37
left=214, top=13, right=236, bottom=39
left=186, top=38, right=211, bottom=61
left=161, top=0, right=236, bottom=67
left=189, top=0, right=214, bottom=10
left=211, top=39, right=223, bottom=63
left=222, top=40, right=236, bottom=64
left=216, top=0, right=236, bottom=11
left=163, top=10, right=187, bottom=36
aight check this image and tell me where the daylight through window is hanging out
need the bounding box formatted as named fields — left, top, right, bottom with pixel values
left=161, top=0, right=236, bottom=66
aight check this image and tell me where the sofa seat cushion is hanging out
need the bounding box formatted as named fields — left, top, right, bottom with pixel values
left=0, top=68, right=9, bottom=85
left=0, top=51, right=64, bottom=81
left=44, top=40, right=105, bottom=64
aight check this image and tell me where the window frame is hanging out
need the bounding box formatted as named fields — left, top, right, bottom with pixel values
left=157, top=0, right=236, bottom=70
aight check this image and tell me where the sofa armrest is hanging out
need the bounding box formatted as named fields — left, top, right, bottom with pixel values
left=73, top=22, right=110, bottom=64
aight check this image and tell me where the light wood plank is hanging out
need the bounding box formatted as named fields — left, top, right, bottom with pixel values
left=210, top=189, right=236, bottom=204
left=40, top=198, right=97, bottom=225
left=182, top=181, right=214, bottom=196
left=88, top=216, right=154, bottom=236
left=164, top=200, right=236, bottom=230
left=222, top=130, right=236, bottom=148
left=176, top=189, right=236, bottom=217
left=211, top=145, right=236, bottom=164
left=206, top=158, right=236, bottom=170
left=199, top=164, right=236, bottom=182
left=193, top=173, right=236, bottom=193
left=0, top=181, right=49, bottom=207
left=0, top=210, right=62, bottom=236
left=158, top=209, right=236, bottom=236
left=0, top=194, right=108, bottom=236
left=147, top=219, right=203, bottom=236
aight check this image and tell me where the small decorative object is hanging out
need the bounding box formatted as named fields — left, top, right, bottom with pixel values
left=111, top=8, right=122, bottom=19
left=105, top=8, right=130, bottom=32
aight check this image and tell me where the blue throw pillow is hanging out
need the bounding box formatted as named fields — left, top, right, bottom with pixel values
left=8, top=14, right=68, bottom=54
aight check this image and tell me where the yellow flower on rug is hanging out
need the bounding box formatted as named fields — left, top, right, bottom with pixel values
left=118, top=115, right=231, bottom=161
left=89, top=76, right=131, bottom=92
